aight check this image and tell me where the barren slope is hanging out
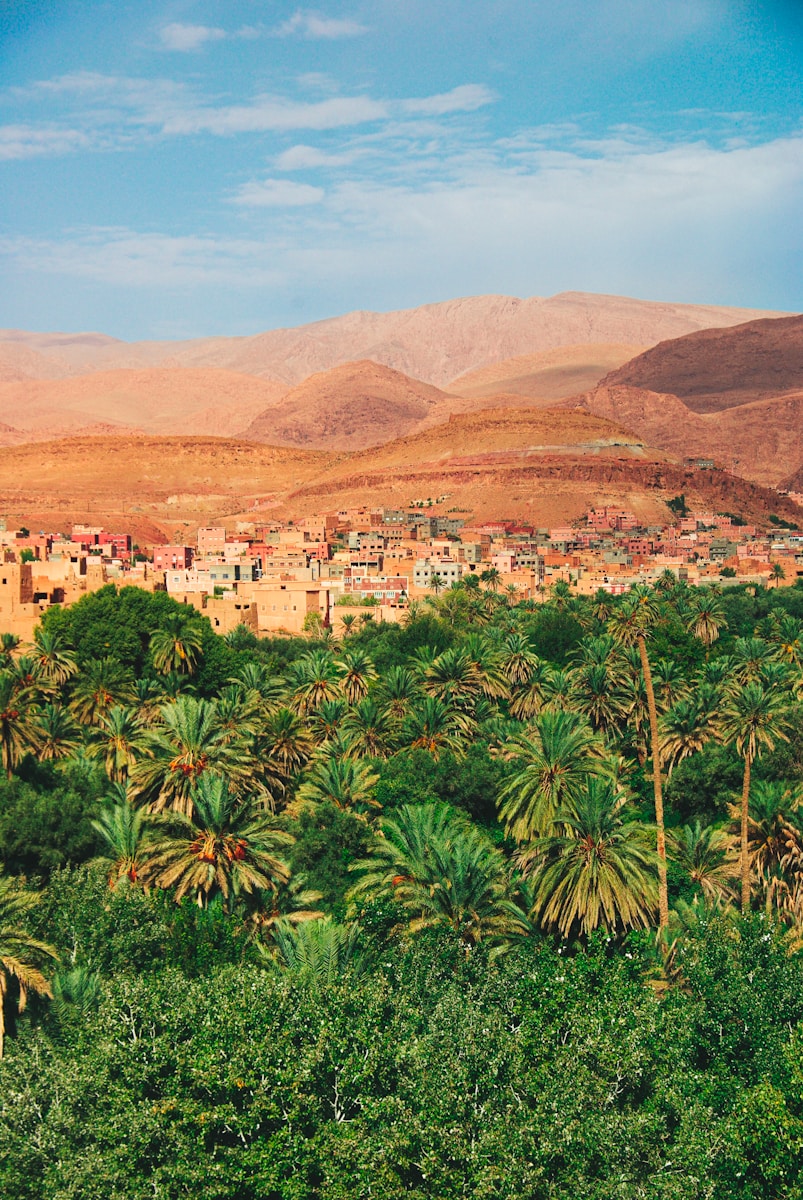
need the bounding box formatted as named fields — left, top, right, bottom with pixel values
left=0, top=369, right=289, bottom=437
left=566, top=386, right=803, bottom=488
left=447, top=344, right=646, bottom=401
left=1, top=292, right=785, bottom=388
left=0, top=436, right=330, bottom=540
left=270, top=406, right=801, bottom=528
left=601, top=313, right=803, bottom=412
left=242, top=360, right=451, bottom=449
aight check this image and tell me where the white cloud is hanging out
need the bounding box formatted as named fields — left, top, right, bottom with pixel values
left=0, top=123, right=91, bottom=160
left=230, top=178, right=325, bottom=206
left=158, top=23, right=226, bottom=52
left=5, top=131, right=800, bottom=310
left=161, top=95, right=388, bottom=135
left=402, top=84, right=495, bottom=117
left=275, top=143, right=362, bottom=169
left=276, top=11, right=367, bottom=39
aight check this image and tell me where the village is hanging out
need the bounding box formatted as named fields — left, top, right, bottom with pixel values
left=0, top=495, right=800, bottom=642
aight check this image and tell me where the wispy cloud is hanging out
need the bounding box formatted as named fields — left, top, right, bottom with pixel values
left=0, top=123, right=91, bottom=160
left=230, top=178, right=325, bottom=206
left=275, top=143, right=363, bottom=169
left=158, top=23, right=227, bottom=52
left=160, top=94, right=388, bottom=136
left=4, top=131, right=800, bottom=309
left=276, top=11, right=368, bottom=39
left=402, top=85, right=495, bottom=117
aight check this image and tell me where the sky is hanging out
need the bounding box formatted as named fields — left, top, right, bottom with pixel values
left=0, top=0, right=801, bottom=339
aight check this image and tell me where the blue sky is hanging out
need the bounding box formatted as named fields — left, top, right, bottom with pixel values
left=0, top=0, right=801, bottom=339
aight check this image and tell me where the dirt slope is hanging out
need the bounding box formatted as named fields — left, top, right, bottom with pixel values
left=447, top=344, right=646, bottom=401
left=601, top=313, right=803, bottom=413
left=242, top=360, right=452, bottom=449
left=566, top=385, right=803, bottom=488
left=0, top=369, right=289, bottom=438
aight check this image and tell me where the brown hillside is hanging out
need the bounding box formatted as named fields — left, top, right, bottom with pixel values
left=0, top=369, right=289, bottom=438
left=270, top=406, right=801, bottom=529
left=0, top=292, right=784, bottom=388
left=566, top=386, right=803, bottom=488
left=601, top=313, right=803, bottom=413
left=447, top=344, right=646, bottom=401
left=242, top=360, right=454, bottom=449
left=0, top=436, right=329, bottom=541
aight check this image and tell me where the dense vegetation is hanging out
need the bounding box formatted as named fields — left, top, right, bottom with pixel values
left=2, top=576, right=803, bottom=1197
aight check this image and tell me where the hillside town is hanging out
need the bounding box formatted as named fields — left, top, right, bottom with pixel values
left=0, top=498, right=801, bottom=641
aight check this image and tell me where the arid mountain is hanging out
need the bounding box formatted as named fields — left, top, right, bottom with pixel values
left=565, top=385, right=803, bottom=489
left=0, top=436, right=329, bottom=542
left=242, top=360, right=452, bottom=449
left=447, top=344, right=646, bottom=401
left=0, top=292, right=784, bottom=389
left=0, top=408, right=796, bottom=540
left=274, top=405, right=801, bottom=529
left=601, top=313, right=803, bottom=413
left=0, top=369, right=288, bottom=438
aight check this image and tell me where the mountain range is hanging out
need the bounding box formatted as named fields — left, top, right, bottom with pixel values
left=0, top=290, right=799, bottom=537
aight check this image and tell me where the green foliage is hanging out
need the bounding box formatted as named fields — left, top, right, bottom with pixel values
left=0, top=764, right=105, bottom=876
left=285, top=801, right=371, bottom=916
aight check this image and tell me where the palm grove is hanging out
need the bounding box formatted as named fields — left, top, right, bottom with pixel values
left=2, top=575, right=803, bottom=1198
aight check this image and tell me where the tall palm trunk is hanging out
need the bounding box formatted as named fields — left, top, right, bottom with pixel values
left=740, top=752, right=752, bottom=914
left=638, top=634, right=668, bottom=927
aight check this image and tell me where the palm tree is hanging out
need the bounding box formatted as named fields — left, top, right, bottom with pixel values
left=295, top=755, right=380, bottom=817
left=149, top=614, right=204, bottom=676
left=0, top=871, right=58, bottom=1057
left=730, top=637, right=775, bottom=685
left=265, top=918, right=362, bottom=989
left=342, top=698, right=395, bottom=759
left=498, top=631, right=541, bottom=687
left=231, top=662, right=286, bottom=710
left=91, top=787, right=152, bottom=886
left=684, top=589, right=726, bottom=650
left=480, top=567, right=501, bottom=592
left=568, top=662, right=628, bottom=737
left=718, top=681, right=791, bottom=912
left=349, top=803, right=516, bottom=948
left=375, top=665, right=421, bottom=722
left=608, top=586, right=669, bottom=926
left=770, top=562, right=786, bottom=588
left=69, top=657, right=136, bottom=727
left=727, top=779, right=803, bottom=919
left=429, top=571, right=445, bottom=596
left=131, top=695, right=251, bottom=816
left=652, top=658, right=691, bottom=711
left=423, top=647, right=484, bottom=706
left=508, top=658, right=554, bottom=720
left=31, top=628, right=78, bottom=687
left=462, top=633, right=510, bottom=699
left=142, top=775, right=292, bottom=909
left=497, top=709, right=606, bottom=841
left=520, top=779, right=659, bottom=939
left=307, top=697, right=349, bottom=748
left=335, top=648, right=377, bottom=705
left=669, top=821, right=733, bottom=902
left=0, top=671, right=38, bottom=778
left=658, top=694, right=719, bottom=775
left=259, top=707, right=315, bottom=778
left=0, top=633, right=20, bottom=666
left=400, top=695, right=473, bottom=760
left=287, top=650, right=343, bottom=714
left=31, top=703, right=82, bottom=763
left=89, top=705, right=150, bottom=782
